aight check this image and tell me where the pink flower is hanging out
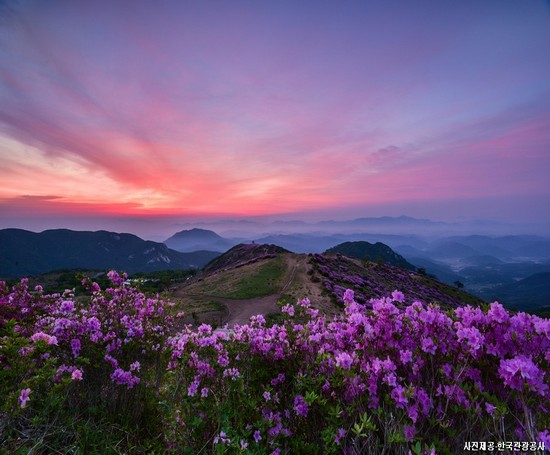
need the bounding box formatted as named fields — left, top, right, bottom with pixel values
left=71, top=369, right=83, bottom=381
left=18, top=388, right=31, bottom=409
left=343, top=289, right=355, bottom=304
left=30, top=332, right=58, bottom=345
left=391, top=290, right=405, bottom=303
left=499, top=355, right=548, bottom=396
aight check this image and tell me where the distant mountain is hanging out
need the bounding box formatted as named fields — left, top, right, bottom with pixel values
left=513, top=240, right=550, bottom=259
left=255, top=233, right=427, bottom=254
left=0, top=228, right=220, bottom=277
left=164, top=228, right=236, bottom=253
left=203, top=243, right=290, bottom=274
left=325, top=241, right=416, bottom=271
left=428, top=241, right=478, bottom=259
left=255, top=234, right=345, bottom=253
left=405, top=257, right=465, bottom=285
left=459, top=255, right=505, bottom=267
left=316, top=215, right=449, bottom=229
left=483, top=272, right=550, bottom=311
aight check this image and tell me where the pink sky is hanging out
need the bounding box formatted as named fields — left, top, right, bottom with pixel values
left=0, top=0, right=549, bottom=236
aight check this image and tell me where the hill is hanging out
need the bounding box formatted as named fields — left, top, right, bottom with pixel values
left=325, top=241, right=416, bottom=271
left=0, top=228, right=219, bottom=277
left=203, top=243, right=291, bottom=273
left=481, top=272, right=550, bottom=312
left=164, top=228, right=236, bottom=252
left=312, top=253, right=483, bottom=308
left=171, top=243, right=485, bottom=327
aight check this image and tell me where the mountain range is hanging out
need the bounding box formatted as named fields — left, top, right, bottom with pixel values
left=0, top=229, right=219, bottom=277
left=2, top=226, right=549, bottom=312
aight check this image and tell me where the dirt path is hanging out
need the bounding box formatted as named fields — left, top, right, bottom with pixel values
left=174, top=254, right=305, bottom=326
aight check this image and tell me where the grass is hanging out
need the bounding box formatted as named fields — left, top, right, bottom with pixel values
left=186, top=256, right=287, bottom=300
left=222, top=256, right=286, bottom=298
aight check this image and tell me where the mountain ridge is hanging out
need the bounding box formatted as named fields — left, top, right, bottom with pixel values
left=0, top=228, right=219, bottom=277
left=325, top=240, right=416, bottom=271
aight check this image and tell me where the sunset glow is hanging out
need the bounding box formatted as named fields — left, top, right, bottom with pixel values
left=1, top=0, right=549, bottom=233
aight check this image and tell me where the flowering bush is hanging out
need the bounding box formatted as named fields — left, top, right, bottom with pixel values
left=1, top=273, right=549, bottom=454
left=1, top=272, right=174, bottom=452
left=163, top=290, right=549, bottom=454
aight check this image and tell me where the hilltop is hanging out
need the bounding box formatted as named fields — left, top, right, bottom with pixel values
left=203, top=243, right=290, bottom=273
left=171, top=242, right=484, bottom=327
left=325, top=240, right=416, bottom=271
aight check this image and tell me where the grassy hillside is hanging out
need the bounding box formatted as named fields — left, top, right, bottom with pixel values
left=187, top=255, right=287, bottom=299
left=172, top=244, right=486, bottom=328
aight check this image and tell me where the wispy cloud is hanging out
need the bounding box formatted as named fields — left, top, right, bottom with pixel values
left=0, top=0, right=549, bottom=229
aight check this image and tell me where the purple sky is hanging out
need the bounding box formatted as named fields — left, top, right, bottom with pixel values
left=0, top=0, right=549, bottom=237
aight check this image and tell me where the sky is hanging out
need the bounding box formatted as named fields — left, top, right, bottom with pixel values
left=0, top=0, right=549, bottom=238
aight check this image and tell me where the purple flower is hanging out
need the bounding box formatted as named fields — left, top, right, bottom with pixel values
left=335, top=428, right=346, bottom=444
left=71, top=338, right=81, bottom=357
left=343, top=289, right=355, bottom=304
left=421, top=337, right=436, bottom=355
left=457, top=326, right=484, bottom=354
left=404, top=424, right=416, bottom=442
left=253, top=430, right=262, bottom=443
left=282, top=304, right=295, bottom=316
left=335, top=351, right=353, bottom=370
left=399, top=349, right=412, bottom=363
left=485, top=403, right=496, bottom=415
left=391, top=385, right=408, bottom=408
left=187, top=381, right=199, bottom=396
left=30, top=332, right=58, bottom=345
left=18, top=388, right=31, bottom=409
left=537, top=430, right=550, bottom=448
left=499, top=355, right=548, bottom=395
left=391, top=290, right=405, bottom=303
left=293, top=395, right=309, bottom=417
left=59, top=300, right=75, bottom=314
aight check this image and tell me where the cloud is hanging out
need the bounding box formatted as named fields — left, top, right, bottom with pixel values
left=0, top=0, right=549, bottom=225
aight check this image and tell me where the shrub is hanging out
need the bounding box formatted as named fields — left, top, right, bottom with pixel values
left=1, top=274, right=548, bottom=454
